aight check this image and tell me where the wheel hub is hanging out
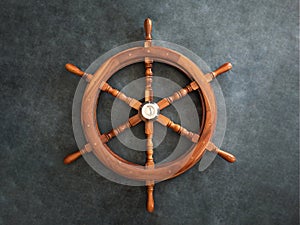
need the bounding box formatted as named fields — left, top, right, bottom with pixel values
left=141, top=102, right=160, bottom=120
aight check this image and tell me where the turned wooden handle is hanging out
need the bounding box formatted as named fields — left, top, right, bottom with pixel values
left=64, top=144, right=92, bottom=164
left=65, top=63, right=85, bottom=76
left=147, top=185, right=154, bottom=213
left=144, top=18, right=152, bottom=40
left=212, top=62, right=232, bottom=77
left=64, top=151, right=82, bottom=164
left=216, top=149, right=236, bottom=163
left=207, top=142, right=236, bottom=163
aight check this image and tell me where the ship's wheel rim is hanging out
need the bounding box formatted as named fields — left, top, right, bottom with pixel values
left=72, top=40, right=226, bottom=185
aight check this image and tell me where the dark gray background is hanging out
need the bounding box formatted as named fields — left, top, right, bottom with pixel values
left=1, top=0, right=299, bottom=224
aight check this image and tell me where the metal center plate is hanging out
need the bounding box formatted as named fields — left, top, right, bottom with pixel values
left=141, top=102, right=160, bottom=120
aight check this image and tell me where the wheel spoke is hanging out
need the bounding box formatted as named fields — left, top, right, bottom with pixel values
left=100, top=82, right=142, bottom=110
left=157, top=81, right=199, bottom=110
left=63, top=114, right=142, bottom=164
left=143, top=18, right=155, bottom=213
left=100, top=114, right=142, bottom=143
left=144, top=59, right=153, bottom=102
left=144, top=57, right=155, bottom=167
left=145, top=121, right=154, bottom=167
left=144, top=56, right=155, bottom=168
left=156, top=114, right=200, bottom=143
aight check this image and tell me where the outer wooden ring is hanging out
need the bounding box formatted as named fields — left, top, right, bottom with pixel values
left=81, top=46, right=217, bottom=182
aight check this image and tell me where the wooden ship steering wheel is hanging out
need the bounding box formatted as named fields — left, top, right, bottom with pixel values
left=63, top=18, right=236, bottom=213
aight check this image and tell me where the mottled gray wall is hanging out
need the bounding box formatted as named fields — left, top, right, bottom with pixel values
left=1, top=0, right=299, bottom=225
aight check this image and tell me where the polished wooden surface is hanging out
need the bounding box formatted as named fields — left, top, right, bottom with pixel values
left=64, top=114, right=142, bottom=163
left=157, top=81, right=199, bottom=110
left=144, top=18, right=152, bottom=41
left=143, top=23, right=155, bottom=211
left=65, top=63, right=84, bottom=76
left=65, top=48, right=236, bottom=178
left=145, top=120, right=155, bottom=212
left=101, top=114, right=142, bottom=143
left=63, top=151, right=82, bottom=164
left=65, top=18, right=235, bottom=213
left=65, top=63, right=93, bottom=81
left=144, top=59, right=154, bottom=102
left=101, top=82, right=142, bottom=110
left=206, top=62, right=232, bottom=82
left=80, top=45, right=216, bottom=181
left=146, top=183, right=154, bottom=212
left=212, top=62, right=232, bottom=77
left=63, top=143, right=92, bottom=164
left=206, top=142, right=236, bottom=163
left=157, top=114, right=200, bottom=143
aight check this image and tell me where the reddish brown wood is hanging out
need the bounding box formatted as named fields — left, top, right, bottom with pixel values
left=65, top=63, right=84, bottom=76
left=80, top=45, right=216, bottom=182
left=157, top=81, right=199, bottom=110
left=217, top=149, right=236, bottom=163
left=213, top=62, right=232, bottom=77
left=100, top=82, right=142, bottom=110
left=145, top=120, right=155, bottom=213
left=144, top=56, right=154, bottom=165
left=65, top=63, right=93, bottom=81
left=63, top=144, right=92, bottom=164
left=144, top=18, right=152, bottom=41
left=144, top=60, right=154, bottom=102
left=64, top=115, right=142, bottom=164
left=145, top=121, right=154, bottom=167
left=66, top=19, right=235, bottom=213
left=63, top=151, right=82, bottom=164
left=206, top=62, right=232, bottom=82
left=206, top=142, right=236, bottom=163
left=146, top=183, right=154, bottom=212
left=156, top=114, right=200, bottom=143
left=143, top=44, right=155, bottom=211
left=101, top=114, right=142, bottom=143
